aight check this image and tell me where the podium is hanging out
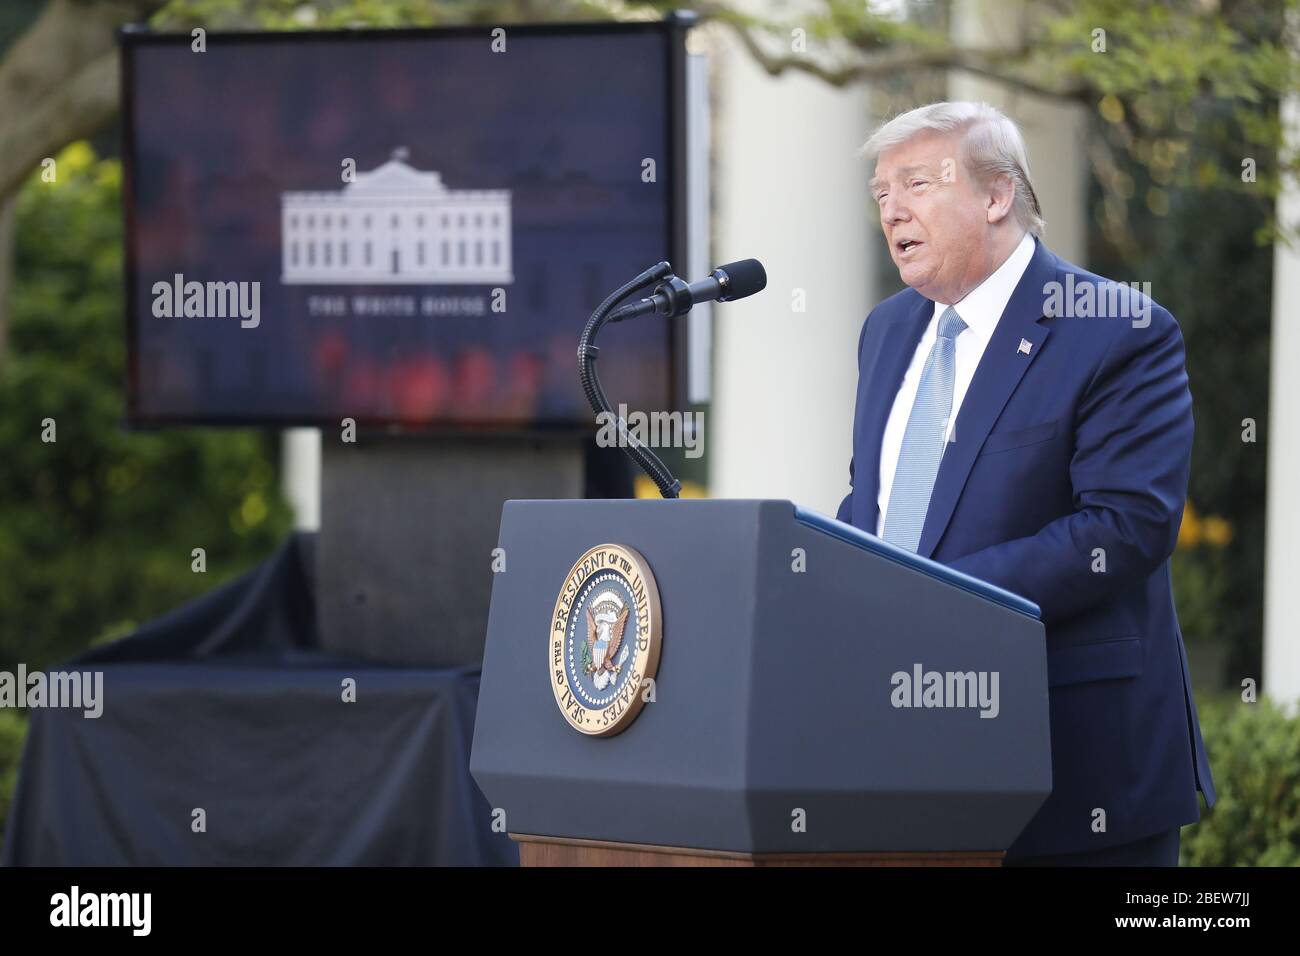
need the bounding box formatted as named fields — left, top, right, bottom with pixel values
left=470, top=499, right=1051, bottom=866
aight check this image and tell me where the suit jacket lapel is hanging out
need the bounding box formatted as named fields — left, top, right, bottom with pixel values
left=915, top=241, right=1058, bottom=558
left=854, top=295, right=931, bottom=530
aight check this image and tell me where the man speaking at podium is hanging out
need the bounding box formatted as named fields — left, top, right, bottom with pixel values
left=836, top=102, right=1215, bottom=866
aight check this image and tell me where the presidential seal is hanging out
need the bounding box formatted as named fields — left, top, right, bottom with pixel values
left=550, top=543, right=661, bottom=736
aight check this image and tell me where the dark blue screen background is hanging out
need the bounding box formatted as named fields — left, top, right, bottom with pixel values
left=125, top=29, right=674, bottom=427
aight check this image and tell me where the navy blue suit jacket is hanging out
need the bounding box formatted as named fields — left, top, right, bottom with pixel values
left=837, top=238, right=1215, bottom=858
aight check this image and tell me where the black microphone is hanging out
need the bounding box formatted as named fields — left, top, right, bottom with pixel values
left=608, top=258, right=767, bottom=322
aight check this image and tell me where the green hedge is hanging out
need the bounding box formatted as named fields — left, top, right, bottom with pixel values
left=0, top=144, right=291, bottom=673
left=0, top=143, right=289, bottom=853
left=1181, top=696, right=1300, bottom=866
left=0, top=710, right=25, bottom=852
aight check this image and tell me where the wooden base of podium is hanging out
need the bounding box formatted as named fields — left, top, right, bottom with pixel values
left=513, top=834, right=1004, bottom=867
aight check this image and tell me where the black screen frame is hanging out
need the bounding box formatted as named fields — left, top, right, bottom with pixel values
left=118, top=17, right=691, bottom=436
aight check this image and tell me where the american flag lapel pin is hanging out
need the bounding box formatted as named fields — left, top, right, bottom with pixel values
left=1018, top=338, right=1033, bottom=355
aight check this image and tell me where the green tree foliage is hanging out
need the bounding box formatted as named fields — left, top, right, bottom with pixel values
left=1088, top=98, right=1272, bottom=687
left=1181, top=696, right=1300, bottom=866
left=0, top=142, right=291, bottom=673
left=0, top=709, right=23, bottom=850
left=696, top=0, right=1292, bottom=240
left=150, top=0, right=604, bottom=31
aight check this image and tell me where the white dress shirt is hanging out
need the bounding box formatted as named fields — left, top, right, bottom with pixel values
left=876, top=232, right=1036, bottom=536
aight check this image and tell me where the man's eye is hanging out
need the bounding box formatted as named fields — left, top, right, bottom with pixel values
left=875, top=192, right=888, bottom=204
left=910, top=179, right=929, bottom=190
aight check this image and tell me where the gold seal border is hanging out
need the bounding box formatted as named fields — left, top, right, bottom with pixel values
left=549, top=543, right=662, bottom=737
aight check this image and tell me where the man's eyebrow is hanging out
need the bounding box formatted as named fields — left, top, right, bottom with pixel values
left=871, top=163, right=935, bottom=191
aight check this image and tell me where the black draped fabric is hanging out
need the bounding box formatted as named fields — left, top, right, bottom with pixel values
left=2, top=534, right=517, bottom=866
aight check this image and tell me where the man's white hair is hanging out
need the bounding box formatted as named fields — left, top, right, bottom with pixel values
left=861, top=101, right=1045, bottom=237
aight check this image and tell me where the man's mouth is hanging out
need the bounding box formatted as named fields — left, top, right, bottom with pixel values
left=896, top=239, right=923, bottom=256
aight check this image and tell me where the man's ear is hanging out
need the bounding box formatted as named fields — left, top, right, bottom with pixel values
left=986, top=174, right=1015, bottom=225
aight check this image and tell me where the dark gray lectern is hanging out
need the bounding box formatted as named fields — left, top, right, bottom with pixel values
left=470, top=499, right=1051, bottom=866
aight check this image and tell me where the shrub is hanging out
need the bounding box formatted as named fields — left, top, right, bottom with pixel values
left=0, top=142, right=291, bottom=672
left=1181, top=696, right=1300, bottom=866
left=0, top=710, right=25, bottom=852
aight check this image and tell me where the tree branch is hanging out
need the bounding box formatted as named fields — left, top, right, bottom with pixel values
left=0, top=0, right=167, bottom=201
left=712, top=10, right=1093, bottom=106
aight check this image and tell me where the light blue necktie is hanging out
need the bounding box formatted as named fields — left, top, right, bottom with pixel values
left=881, top=306, right=967, bottom=552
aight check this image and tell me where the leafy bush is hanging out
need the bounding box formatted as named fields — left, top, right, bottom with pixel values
left=1181, top=696, right=1300, bottom=866
left=0, top=710, right=24, bottom=851
left=0, top=143, right=292, bottom=672
left=0, top=143, right=293, bottom=851
left=1088, top=103, right=1272, bottom=690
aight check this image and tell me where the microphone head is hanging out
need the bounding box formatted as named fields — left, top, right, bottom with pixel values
left=714, top=259, right=767, bottom=302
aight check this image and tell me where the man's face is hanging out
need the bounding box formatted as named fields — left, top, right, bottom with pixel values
left=871, top=130, right=996, bottom=304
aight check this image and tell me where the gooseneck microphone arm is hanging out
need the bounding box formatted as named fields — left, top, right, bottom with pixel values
left=581, top=258, right=766, bottom=500
left=578, top=260, right=683, bottom=499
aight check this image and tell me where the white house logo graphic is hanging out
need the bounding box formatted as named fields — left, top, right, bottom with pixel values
left=281, top=148, right=513, bottom=285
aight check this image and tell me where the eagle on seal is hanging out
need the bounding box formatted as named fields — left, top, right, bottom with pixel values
left=585, top=591, right=630, bottom=691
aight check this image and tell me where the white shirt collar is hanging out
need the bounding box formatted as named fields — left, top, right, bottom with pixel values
left=932, top=231, right=1036, bottom=340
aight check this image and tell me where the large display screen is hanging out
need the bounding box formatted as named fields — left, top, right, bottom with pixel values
left=122, top=23, right=679, bottom=428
